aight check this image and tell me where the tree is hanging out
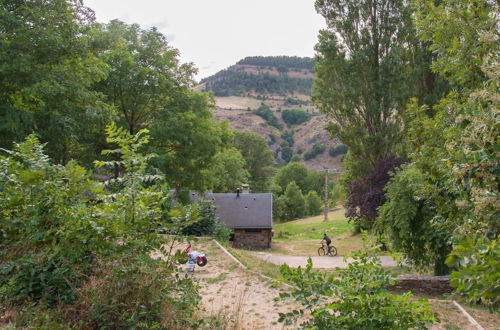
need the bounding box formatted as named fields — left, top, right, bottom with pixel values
left=92, top=20, right=195, bottom=135
left=92, top=20, right=231, bottom=192
left=283, top=181, right=306, bottom=220
left=0, top=0, right=110, bottom=164
left=209, top=147, right=250, bottom=193
left=233, top=131, right=274, bottom=192
left=305, top=191, right=322, bottom=216
left=346, top=156, right=407, bottom=230
left=313, top=0, right=434, bottom=179
left=150, top=90, right=232, bottom=192
left=377, top=163, right=453, bottom=275
left=274, top=162, right=324, bottom=196
left=378, top=0, right=499, bottom=285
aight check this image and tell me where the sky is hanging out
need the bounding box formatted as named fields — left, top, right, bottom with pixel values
left=84, top=0, right=326, bottom=80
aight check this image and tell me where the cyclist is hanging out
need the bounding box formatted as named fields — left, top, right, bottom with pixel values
left=322, top=233, right=332, bottom=252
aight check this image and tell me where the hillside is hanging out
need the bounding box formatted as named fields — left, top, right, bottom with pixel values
left=200, top=56, right=345, bottom=171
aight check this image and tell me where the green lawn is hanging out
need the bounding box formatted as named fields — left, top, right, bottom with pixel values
left=270, top=209, right=364, bottom=256
left=274, top=208, right=353, bottom=241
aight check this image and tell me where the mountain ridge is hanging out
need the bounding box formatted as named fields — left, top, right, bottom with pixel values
left=200, top=56, right=346, bottom=171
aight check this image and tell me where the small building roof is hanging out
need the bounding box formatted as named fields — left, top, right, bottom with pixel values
left=191, top=192, right=273, bottom=229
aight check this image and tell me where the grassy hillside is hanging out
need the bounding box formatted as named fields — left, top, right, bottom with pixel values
left=200, top=56, right=346, bottom=171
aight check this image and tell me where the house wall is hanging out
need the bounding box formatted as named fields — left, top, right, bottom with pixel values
left=232, top=228, right=272, bottom=249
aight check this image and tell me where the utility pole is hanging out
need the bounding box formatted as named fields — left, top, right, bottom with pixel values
left=321, top=168, right=339, bottom=222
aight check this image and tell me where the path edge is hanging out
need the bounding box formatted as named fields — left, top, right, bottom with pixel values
left=212, top=239, right=294, bottom=289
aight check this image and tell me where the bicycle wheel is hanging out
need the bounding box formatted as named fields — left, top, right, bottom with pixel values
left=329, top=246, right=338, bottom=256
left=318, top=246, right=326, bottom=256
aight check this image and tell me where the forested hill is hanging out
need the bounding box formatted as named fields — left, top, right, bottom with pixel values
left=237, top=56, right=315, bottom=70
left=197, top=56, right=345, bottom=171
left=200, top=56, right=314, bottom=97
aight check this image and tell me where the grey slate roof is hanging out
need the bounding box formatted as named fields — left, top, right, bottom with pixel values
left=190, top=192, right=273, bottom=229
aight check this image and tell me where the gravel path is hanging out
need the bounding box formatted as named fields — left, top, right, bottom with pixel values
left=253, top=253, right=399, bottom=268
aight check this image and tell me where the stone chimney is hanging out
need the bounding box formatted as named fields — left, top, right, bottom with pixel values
left=241, top=184, right=250, bottom=194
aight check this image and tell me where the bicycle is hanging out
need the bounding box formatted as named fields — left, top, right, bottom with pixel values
left=318, top=241, right=337, bottom=256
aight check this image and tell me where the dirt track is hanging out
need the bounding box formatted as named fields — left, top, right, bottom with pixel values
left=186, top=240, right=298, bottom=329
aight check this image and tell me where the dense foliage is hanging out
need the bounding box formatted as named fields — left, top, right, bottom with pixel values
left=0, top=0, right=109, bottom=165
left=0, top=129, right=204, bottom=327
left=277, top=247, right=436, bottom=328
left=272, top=163, right=328, bottom=221
left=303, top=142, right=326, bottom=161
left=329, top=144, right=348, bottom=157
left=376, top=0, right=499, bottom=290
left=254, top=103, right=282, bottom=129
left=346, top=156, right=407, bottom=230
left=237, top=56, right=315, bottom=70
left=182, top=200, right=233, bottom=240
left=201, top=68, right=313, bottom=96
left=281, top=109, right=311, bottom=126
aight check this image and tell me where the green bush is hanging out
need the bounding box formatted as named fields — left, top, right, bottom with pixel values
left=305, top=190, right=322, bottom=216
left=182, top=199, right=232, bottom=240
left=0, top=128, right=206, bottom=327
left=329, top=144, right=348, bottom=157
left=446, top=237, right=500, bottom=311
left=277, top=247, right=437, bottom=329
left=304, top=143, right=326, bottom=160
left=253, top=103, right=282, bottom=129
left=281, top=109, right=311, bottom=126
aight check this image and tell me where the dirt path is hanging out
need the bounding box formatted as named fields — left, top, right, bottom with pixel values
left=185, top=240, right=297, bottom=329
left=170, top=240, right=498, bottom=330
left=253, top=253, right=399, bottom=268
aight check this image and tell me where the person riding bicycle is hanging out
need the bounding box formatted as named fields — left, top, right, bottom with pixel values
left=322, top=233, right=331, bottom=250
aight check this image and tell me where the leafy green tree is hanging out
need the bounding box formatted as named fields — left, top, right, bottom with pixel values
left=233, top=131, right=275, bottom=192
left=280, top=141, right=293, bottom=163
left=0, top=0, right=110, bottom=164
left=378, top=0, right=498, bottom=286
left=150, top=91, right=232, bottom=192
left=303, top=142, right=325, bottom=160
left=283, top=181, right=306, bottom=220
left=281, top=109, right=311, bottom=126
left=274, top=162, right=323, bottom=196
left=94, top=122, right=167, bottom=242
left=377, top=163, right=453, bottom=275
left=313, top=0, right=443, bottom=180
left=253, top=103, right=281, bottom=129
left=305, top=191, right=322, bottom=216
left=399, top=0, right=499, bottom=302
left=92, top=20, right=195, bottom=135
left=209, top=147, right=250, bottom=192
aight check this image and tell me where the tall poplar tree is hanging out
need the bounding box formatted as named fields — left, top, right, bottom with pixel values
left=313, top=0, right=417, bottom=179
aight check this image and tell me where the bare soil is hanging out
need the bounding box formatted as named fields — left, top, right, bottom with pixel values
left=187, top=240, right=298, bottom=329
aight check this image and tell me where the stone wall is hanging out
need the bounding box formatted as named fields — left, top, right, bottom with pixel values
left=388, top=275, right=453, bottom=295
left=232, top=228, right=272, bottom=250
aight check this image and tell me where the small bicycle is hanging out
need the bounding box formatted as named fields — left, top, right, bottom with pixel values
left=318, top=241, right=337, bottom=256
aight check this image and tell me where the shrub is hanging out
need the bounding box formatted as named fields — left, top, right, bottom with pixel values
left=329, top=144, right=348, bottom=157
left=0, top=128, right=206, bottom=327
left=346, top=156, right=407, bottom=229
left=305, top=191, right=322, bottom=216
left=304, top=143, right=325, bottom=160
left=253, top=103, right=282, bottom=129
left=277, top=245, right=437, bottom=328
left=182, top=200, right=232, bottom=240
left=446, top=237, right=500, bottom=311
left=67, top=253, right=201, bottom=329
left=281, top=109, right=311, bottom=126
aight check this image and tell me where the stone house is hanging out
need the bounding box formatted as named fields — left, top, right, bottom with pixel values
left=191, top=188, right=273, bottom=249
